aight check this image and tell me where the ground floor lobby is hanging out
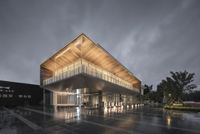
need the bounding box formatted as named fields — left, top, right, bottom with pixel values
left=44, top=88, right=140, bottom=109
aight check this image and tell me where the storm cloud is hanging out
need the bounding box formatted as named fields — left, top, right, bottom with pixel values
left=0, top=0, right=200, bottom=88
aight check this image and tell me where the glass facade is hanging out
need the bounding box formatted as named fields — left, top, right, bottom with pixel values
left=49, top=90, right=139, bottom=108
left=41, top=34, right=141, bottom=108
left=57, top=94, right=77, bottom=105
left=43, top=59, right=136, bottom=91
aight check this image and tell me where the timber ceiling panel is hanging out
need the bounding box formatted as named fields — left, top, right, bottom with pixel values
left=41, top=33, right=141, bottom=85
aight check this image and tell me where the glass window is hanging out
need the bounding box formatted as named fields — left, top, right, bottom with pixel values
left=9, top=94, right=13, bottom=98
left=3, top=94, right=7, bottom=98
left=18, top=95, right=23, bottom=98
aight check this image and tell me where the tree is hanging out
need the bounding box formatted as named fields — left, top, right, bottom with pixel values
left=149, top=91, right=159, bottom=102
left=143, top=84, right=153, bottom=101
left=143, top=84, right=153, bottom=94
left=157, top=78, right=175, bottom=104
left=183, top=90, right=200, bottom=101
left=157, top=70, right=196, bottom=104
left=170, top=71, right=196, bottom=94
left=156, top=84, right=165, bottom=103
left=142, top=84, right=159, bottom=103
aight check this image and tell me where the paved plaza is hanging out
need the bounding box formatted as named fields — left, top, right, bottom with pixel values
left=1, top=106, right=200, bottom=134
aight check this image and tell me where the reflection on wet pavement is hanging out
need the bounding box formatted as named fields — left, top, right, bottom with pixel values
left=1, top=106, right=200, bottom=134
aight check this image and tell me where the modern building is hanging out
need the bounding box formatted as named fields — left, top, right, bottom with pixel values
left=40, top=33, right=141, bottom=108
left=0, top=80, right=43, bottom=106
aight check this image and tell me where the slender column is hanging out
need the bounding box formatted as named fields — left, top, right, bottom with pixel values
left=43, top=88, right=46, bottom=113
left=89, top=92, right=93, bottom=107
left=43, top=88, right=46, bottom=106
left=98, top=91, right=103, bottom=109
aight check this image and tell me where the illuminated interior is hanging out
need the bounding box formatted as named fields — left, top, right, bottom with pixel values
left=41, top=33, right=141, bottom=107
left=40, top=33, right=141, bottom=90
left=43, top=59, right=138, bottom=91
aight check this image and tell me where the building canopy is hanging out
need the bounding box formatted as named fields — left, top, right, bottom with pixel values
left=41, top=33, right=141, bottom=89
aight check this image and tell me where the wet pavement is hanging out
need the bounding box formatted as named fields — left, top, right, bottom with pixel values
left=1, top=106, right=200, bottom=134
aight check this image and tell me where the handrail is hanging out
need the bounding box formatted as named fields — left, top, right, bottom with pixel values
left=43, top=60, right=137, bottom=91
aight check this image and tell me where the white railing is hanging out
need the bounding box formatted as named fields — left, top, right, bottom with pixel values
left=43, top=60, right=137, bottom=91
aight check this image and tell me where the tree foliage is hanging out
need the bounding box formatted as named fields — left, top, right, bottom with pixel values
left=143, top=84, right=153, bottom=95
left=142, top=84, right=153, bottom=101
left=183, top=90, right=200, bottom=101
left=157, top=70, right=196, bottom=104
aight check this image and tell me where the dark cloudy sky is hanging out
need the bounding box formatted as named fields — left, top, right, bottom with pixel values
left=0, top=0, right=200, bottom=88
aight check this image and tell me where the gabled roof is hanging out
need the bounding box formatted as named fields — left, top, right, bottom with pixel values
left=41, top=33, right=140, bottom=86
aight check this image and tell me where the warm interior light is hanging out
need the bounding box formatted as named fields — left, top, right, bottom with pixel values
left=167, top=116, right=172, bottom=127
left=42, top=34, right=141, bottom=89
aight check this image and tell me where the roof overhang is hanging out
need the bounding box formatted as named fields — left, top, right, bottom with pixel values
left=40, top=33, right=141, bottom=89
